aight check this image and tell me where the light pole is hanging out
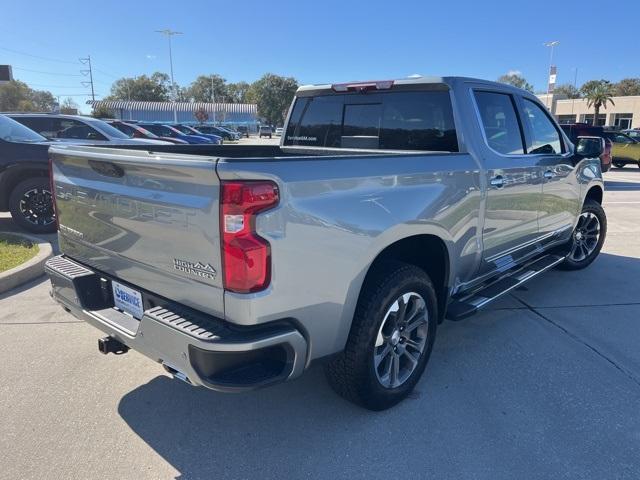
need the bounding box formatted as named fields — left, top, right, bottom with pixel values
left=544, top=40, right=559, bottom=110
left=571, top=67, right=578, bottom=117
left=155, top=29, right=183, bottom=122
left=211, top=74, right=216, bottom=124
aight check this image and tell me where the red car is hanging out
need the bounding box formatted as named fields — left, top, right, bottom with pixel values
left=108, top=121, right=188, bottom=145
left=560, top=123, right=612, bottom=172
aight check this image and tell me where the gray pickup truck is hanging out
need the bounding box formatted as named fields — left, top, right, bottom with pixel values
left=45, top=77, right=606, bottom=410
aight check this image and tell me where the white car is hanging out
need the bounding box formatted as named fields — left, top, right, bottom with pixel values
left=9, top=114, right=172, bottom=145
left=275, top=127, right=284, bottom=136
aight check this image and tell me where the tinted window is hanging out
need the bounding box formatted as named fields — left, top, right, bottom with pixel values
left=13, top=116, right=56, bottom=138
left=612, top=133, right=635, bottom=144
left=284, top=90, right=458, bottom=151
left=113, top=123, right=135, bottom=137
left=474, top=91, right=524, bottom=155
left=522, top=99, right=562, bottom=154
left=84, top=118, right=130, bottom=139
left=0, top=115, right=47, bottom=143
left=56, top=119, right=105, bottom=140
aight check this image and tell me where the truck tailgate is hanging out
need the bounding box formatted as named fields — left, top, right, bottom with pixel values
left=50, top=145, right=225, bottom=318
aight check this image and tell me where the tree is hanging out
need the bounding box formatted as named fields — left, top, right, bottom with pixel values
left=0, top=80, right=55, bottom=111
left=185, top=74, right=228, bottom=103
left=91, top=105, right=114, bottom=119
left=581, top=80, right=615, bottom=125
left=497, top=73, right=534, bottom=92
left=612, top=78, right=640, bottom=97
left=61, top=97, right=79, bottom=110
left=248, top=74, right=298, bottom=126
left=107, top=72, right=172, bottom=101
left=227, top=81, right=251, bottom=103
left=553, top=84, right=581, bottom=99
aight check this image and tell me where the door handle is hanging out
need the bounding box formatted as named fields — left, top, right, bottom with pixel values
left=490, top=175, right=504, bottom=188
left=544, top=170, right=555, bottom=180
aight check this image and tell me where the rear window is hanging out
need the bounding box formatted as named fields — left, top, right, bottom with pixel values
left=284, top=90, right=458, bottom=151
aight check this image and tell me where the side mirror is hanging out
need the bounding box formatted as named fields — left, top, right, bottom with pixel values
left=576, top=136, right=604, bottom=158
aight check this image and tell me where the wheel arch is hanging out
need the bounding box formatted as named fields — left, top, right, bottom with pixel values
left=0, top=165, right=49, bottom=211
left=355, top=234, right=451, bottom=328
left=585, top=184, right=603, bottom=205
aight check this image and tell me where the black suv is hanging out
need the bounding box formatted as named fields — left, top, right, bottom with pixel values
left=0, top=115, right=56, bottom=233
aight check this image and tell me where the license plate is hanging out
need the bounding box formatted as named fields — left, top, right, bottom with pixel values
left=112, top=281, right=144, bottom=320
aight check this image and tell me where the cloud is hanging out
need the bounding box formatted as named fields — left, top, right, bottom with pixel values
left=507, top=69, right=522, bottom=76
left=145, top=54, right=157, bottom=60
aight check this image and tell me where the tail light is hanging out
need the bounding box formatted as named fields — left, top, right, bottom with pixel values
left=48, top=157, right=58, bottom=229
left=220, top=181, right=279, bottom=293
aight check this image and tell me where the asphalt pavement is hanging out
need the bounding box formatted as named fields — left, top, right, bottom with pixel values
left=1, top=168, right=639, bottom=480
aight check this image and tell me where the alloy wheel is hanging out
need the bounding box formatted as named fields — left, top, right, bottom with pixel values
left=373, top=292, right=429, bottom=389
left=569, top=212, right=600, bottom=262
left=19, top=187, right=55, bottom=227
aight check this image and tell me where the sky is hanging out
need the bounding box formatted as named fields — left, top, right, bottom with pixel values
left=1, top=0, right=637, bottom=112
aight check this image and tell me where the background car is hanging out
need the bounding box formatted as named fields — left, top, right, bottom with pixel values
left=137, top=123, right=213, bottom=144
left=109, top=120, right=189, bottom=144
left=169, top=124, right=222, bottom=144
left=623, top=129, right=640, bottom=140
left=236, top=125, right=250, bottom=138
left=604, top=131, right=640, bottom=168
left=275, top=127, right=284, bottom=136
left=0, top=115, right=56, bottom=233
left=9, top=114, right=171, bottom=145
left=193, top=124, right=239, bottom=141
left=259, top=126, right=272, bottom=138
left=560, top=123, right=612, bottom=172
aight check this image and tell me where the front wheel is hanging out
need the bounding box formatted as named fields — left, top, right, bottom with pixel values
left=559, top=199, right=606, bottom=270
left=613, top=161, right=625, bottom=169
left=325, top=261, right=438, bottom=410
left=8, top=177, right=56, bottom=234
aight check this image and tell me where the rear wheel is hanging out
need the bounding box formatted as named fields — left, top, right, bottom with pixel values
left=325, top=261, right=438, bottom=410
left=8, top=177, right=56, bottom=234
left=559, top=199, right=606, bottom=270
left=613, top=161, right=625, bottom=169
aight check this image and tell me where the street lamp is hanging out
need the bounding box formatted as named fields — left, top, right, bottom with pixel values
left=544, top=40, right=560, bottom=110
left=155, top=29, right=183, bottom=122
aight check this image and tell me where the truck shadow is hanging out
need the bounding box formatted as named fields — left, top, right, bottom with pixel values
left=116, top=253, right=640, bottom=480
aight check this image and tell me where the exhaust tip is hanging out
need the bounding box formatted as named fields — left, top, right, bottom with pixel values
left=162, top=363, right=192, bottom=385
left=98, top=336, right=129, bottom=355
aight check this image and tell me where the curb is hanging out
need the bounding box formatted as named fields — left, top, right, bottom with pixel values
left=0, top=232, right=53, bottom=295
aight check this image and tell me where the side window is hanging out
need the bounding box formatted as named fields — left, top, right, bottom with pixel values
left=19, top=117, right=54, bottom=138
left=522, top=99, right=563, bottom=154
left=57, top=119, right=105, bottom=140
left=613, top=133, right=633, bottom=144
left=473, top=91, right=524, bottom=155
left=116, top=123, right=135, bottom=137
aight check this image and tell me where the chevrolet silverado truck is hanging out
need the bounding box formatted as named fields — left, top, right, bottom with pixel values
left=45, top=77, right=607, bottom=410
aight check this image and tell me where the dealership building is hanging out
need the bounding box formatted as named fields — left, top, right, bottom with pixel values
left=537, top=93, right=640, bottom=129
left=88, top=100, right=259, bottom=128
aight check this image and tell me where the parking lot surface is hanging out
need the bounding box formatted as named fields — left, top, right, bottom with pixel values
left=1, top=168, right=639, bottom=480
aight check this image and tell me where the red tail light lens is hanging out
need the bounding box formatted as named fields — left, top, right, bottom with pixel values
left=220, top=181, right=279, bottom=293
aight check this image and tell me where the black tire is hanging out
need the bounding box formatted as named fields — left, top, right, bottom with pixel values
left=558, top=199, right=606, bottom=271
left=613, top=161, right=625, bottom=169
left=8, top=177, right=56, bottom=234
left=325, top=261, right=438, bottom=410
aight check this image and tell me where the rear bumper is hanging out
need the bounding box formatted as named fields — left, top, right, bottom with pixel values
left=45, top=255, right=307, bottom=392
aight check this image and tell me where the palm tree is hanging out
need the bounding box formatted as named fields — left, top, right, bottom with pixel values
left=580, top=80, right=615, bottom=126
